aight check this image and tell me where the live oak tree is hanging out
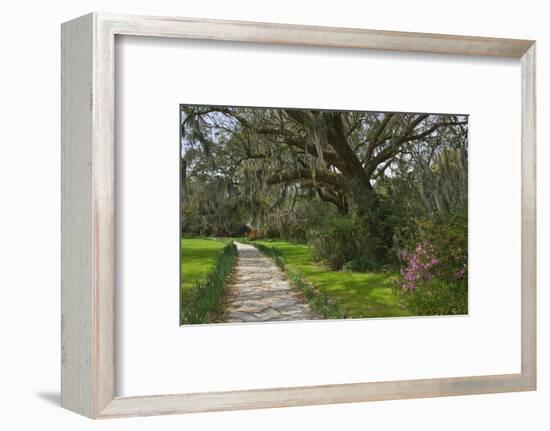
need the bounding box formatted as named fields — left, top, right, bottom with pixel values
left=180, top=105, right=468, bottom=267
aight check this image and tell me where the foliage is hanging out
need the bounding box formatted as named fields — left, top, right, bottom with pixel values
left=414, top=210, right=468, bottom=282
left=181, top=106, right=468, bottom=269
left=308, top=214, right=358, bottom=270
left=394, top=210, right=468, bottom=315
left=393, top=278, right=468, bottom=316
left=180, top=241, right=238, bottom=324
left=181, top=176, right=250, bottom=237
left=307, top=194, right=400, bottom=271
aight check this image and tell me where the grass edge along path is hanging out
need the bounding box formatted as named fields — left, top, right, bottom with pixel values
left=180, top=241, right=238, bottom=324
left=250, top=242, right=348, bottom=319
left=252, top=240, right=411, bottom=319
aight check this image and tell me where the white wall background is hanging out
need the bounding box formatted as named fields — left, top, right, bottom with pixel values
left=0, top=0, right=547, bottom=429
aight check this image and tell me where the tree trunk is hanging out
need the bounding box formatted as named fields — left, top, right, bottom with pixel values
left=323, top=112, right=373, bottom=191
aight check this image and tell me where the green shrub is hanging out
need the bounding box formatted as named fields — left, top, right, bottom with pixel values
left=180, top=242, right=238, bottom=324
left=308, top=213, right=393, bottom=271
left=308, top=216, right=356, bottom=270
left=393, top=278, right=467, bottom=316
left=394, top=209, right=467, bottom=316
left=286, top=223, right=308, bottom=242
left=411, top=209, right=468, bottom=282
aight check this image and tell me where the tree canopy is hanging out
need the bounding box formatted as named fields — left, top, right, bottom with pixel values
left=181, top=106, right=467, bottom=245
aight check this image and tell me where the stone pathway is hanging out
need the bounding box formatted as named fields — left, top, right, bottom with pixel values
left=219, top=242, right=315, bottom=323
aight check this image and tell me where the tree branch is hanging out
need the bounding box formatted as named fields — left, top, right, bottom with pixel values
left=255, top=127, right=343, bottom=170
left=266, top=168, right=345, bottom=190
left=365, top=113, right=394, bottom=158
left=366, top=119, right=467, bottom=176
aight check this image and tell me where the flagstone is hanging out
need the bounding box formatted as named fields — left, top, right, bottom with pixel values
left=219, top=243, right=315, bottom=323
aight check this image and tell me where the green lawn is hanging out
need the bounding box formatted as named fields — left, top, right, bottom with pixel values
left=255, top=240, right=411, bottom=318
left=181, top=238, right=226, bottom=292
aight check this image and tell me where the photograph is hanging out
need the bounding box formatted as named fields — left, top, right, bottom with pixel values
left=180, top=105, right=469, bottom=324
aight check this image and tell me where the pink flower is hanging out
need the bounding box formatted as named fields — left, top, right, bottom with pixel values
left=399, top=242, right=439, bottom=291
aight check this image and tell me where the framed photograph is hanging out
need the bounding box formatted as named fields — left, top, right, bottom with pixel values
left=61, top=13, right=536, bottom=418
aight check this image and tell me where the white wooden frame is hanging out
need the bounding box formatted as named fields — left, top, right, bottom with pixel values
left=61, top=12, right=537, bottom=419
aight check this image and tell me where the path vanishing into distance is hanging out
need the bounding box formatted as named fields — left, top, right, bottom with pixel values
left=219, top=242, right=315, bottom=323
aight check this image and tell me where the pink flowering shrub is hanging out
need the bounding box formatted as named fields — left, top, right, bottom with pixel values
left=455, top=262, right=467, bottom=279
left=393, top=211, right=468, bottom=315
left=399, top=243, right=439, bottom=291
left=395, top=243, right=467, bottom=315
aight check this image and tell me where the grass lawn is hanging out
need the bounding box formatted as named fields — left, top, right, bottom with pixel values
left=181, top=238, right=227, bottom=292
left=255, top=240, right=411, bottom=318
